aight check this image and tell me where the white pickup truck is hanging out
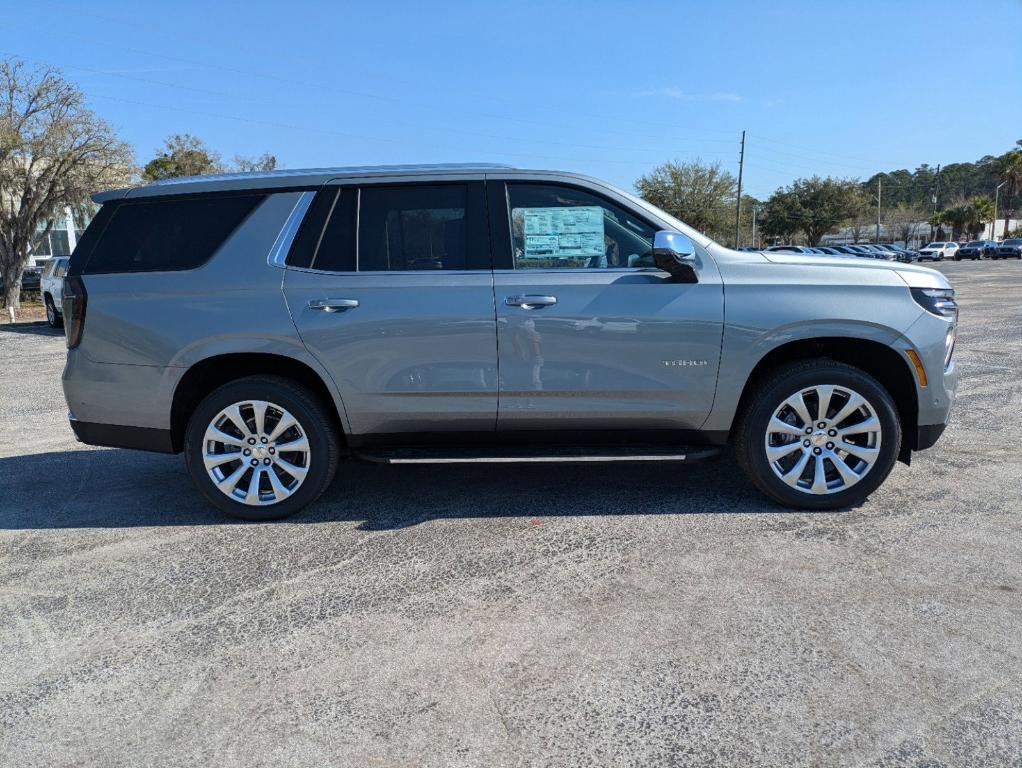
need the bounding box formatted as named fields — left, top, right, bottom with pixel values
left=40, top=256, right=69, bottom=328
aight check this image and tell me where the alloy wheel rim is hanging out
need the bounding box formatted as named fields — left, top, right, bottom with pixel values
left=202, top=400, right=311, bottom=506
left=764, top=384, right=882, bottom=495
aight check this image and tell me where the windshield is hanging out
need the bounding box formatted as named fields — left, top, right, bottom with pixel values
left=965, top=241, right=983, bottom=247
left=1004, top=239, right=1022, bottom=246
left=923, top=243, right=943, bottom=248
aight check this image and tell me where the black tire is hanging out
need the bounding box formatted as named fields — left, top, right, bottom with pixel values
left=184, top=375, right=340, bottom=521
left=44, top=294, right=62, bottom=328
left=734, top=360, right=901, bottom=510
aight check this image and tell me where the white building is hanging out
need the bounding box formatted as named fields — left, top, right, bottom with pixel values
left=27, top=206, right=86, bottom=266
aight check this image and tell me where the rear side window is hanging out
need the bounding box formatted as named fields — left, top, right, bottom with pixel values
left=358, top=185, right=468, bottom=271
left=81, top=193, right=265, bottom=274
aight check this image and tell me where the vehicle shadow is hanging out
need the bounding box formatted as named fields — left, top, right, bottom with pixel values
left=0, top=322, right=62, bottom=337
left=0, top=447, right=780, bottom=530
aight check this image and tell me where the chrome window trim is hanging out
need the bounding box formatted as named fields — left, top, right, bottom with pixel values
left=267, top=191, right=316, bottom=269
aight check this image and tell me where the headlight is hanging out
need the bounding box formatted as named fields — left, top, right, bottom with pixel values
left=911, top=287, right=958, bottom=319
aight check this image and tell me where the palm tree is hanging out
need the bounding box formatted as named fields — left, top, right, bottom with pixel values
left=994, top=141, right=1022, bottom=238
left=972, top=196, right=995, bottom=239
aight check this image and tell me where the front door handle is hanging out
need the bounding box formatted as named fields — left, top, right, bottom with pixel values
left=505, top=295, right=557, bottom=309
left=309, top=298, right=359, bottom=313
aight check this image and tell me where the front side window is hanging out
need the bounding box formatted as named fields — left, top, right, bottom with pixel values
left=358, top=185, right=467, bottom=271
left=507, top=184, right=655, bottom=270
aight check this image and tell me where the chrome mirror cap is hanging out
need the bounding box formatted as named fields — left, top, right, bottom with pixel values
left=652, top=231, right=698, bottom=283
left=653, top=230, right=695, bottom=260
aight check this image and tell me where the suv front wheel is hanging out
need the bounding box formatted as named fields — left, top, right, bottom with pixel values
left=184, top=375, right=340, bottom=520
left=735, top=360, right=901, bottom=510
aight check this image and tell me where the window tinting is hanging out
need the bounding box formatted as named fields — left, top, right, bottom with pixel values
left=358, top=185, right=468, bottom=271
left=507, top=184, right=655, bottom=270
left=287, top=189, right=338, bottom=269
left=82, top=194, right=264, bottom=274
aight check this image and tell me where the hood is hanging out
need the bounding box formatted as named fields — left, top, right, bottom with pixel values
left=760, top=250, right=951, bottom=289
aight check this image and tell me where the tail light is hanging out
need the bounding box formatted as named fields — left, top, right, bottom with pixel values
left=62, top=275, right=87, bottom=349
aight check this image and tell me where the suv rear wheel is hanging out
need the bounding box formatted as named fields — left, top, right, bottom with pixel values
left=184, top=375, right=340, bottom=520
left=44, top=294, right=62, bottom=328
left=735, top=360, right=901, bottom=510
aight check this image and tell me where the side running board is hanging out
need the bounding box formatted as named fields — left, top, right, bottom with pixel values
left=352, top=446, right=722, bottom=465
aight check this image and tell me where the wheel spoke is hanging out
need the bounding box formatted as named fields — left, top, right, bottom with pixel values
left=206, top=426, right=246, bottom=447
left=216, top=463, right=247, bottom=492
left=810, top=455, right=829, bottom=494
left=840, top=416, right=879, bottom=436
left=245, top=467, right=264, bottom=505
left=275, top=435, right=309, bottom=454
left=769, top=417, right=805, bottom=437
left=766, top=441, right=803, bottom=461
left=251, top=401, right=268, bottom=438
left=274, top=457, right=308, bottom=479
left=815, top=385, right=835, bottom=423
left=830, top=393, right=866, bottom=426
left=826, top=450, right=860, bottom=486
left=224, top=404, right=252, bottom=438
left=203, top=450, right=240, bottom=470
left=839, top=441, right=878, bottom=462
left=268, top=412, right=298, bottom=442
left=781, top=451, right=811, bottom=488
left=784, top=392, right=813, bottom=427
left=266, top=466, right=290, bottom=501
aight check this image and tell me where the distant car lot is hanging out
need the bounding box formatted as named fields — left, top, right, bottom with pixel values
left=1, top=260, right=1020, bottom=767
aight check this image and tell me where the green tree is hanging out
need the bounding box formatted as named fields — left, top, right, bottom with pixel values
left=141, top=133, right=222, bottom=181
left=760, top=176, right=863, bottom=245
left=233, top=153, right=277, bottom=173
left=0, top=59, right=133, bottom=314
left=971, top=196, right=994, bottom=239
left=635, top=159, right=736, bottom=242
left=994, top=141, right=1022, bottom=238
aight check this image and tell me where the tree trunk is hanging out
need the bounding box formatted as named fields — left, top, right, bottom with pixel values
left=2, top=265, right=24, bottom=318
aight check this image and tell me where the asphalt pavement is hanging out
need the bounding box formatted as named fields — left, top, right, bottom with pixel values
left=1, top=260, right=1020, bottom=767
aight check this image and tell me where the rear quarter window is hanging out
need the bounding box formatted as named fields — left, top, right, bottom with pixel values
left=80, top=193, right=265, bottom=274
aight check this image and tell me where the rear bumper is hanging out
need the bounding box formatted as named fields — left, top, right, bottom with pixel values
left=70, top=417, right=176, bottom=454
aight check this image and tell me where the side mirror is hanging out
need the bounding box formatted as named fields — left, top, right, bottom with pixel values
left=652, top=230, right=698, bottom=283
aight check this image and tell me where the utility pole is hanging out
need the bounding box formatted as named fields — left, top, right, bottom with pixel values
left=994, top=180, right=1007, bottom=240
left=875, top=177, right=882, bottom=242
left=734, top=130, right=745, bottom=248
left=931, top=164, right=941, bottom=240
left=752, top=204, right=758, bottom=249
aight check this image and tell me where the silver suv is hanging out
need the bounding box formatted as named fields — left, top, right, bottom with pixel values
left=61, top=164, right=958, bottom=520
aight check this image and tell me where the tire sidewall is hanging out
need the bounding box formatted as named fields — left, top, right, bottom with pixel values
left=739, top=363, right=902, bottom=510
left=184, top=377, right=337, bottom=521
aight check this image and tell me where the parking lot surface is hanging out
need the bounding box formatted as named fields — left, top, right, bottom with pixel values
left=2, top=261, right=1021, bottom=767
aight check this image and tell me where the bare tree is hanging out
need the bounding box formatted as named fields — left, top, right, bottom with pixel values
left=1, top=59, right=133, bottom=314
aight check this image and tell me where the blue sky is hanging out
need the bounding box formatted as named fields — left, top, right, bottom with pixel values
left=2, top=0, right=1019, bottom=200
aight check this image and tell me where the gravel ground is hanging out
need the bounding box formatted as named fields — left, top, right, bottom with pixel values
left=1, top=261, right=1020, bottom=767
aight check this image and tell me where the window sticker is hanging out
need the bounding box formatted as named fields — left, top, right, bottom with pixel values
left=521, top=206, right=605, bottom=261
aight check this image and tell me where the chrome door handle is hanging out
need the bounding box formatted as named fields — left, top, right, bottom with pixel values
left=505, top=295, right=557, bottom=309
left=309, top=298, right=359, bottom=313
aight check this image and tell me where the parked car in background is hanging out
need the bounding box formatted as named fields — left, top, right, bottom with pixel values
left=955, top=240, right=997, bottom=260
left=765, top=245, right=816, bottom=254
left=917, top=242, right=958, bottom=261
left=0, top=266, right=41, bottom=298
left=40, top=256, right=70, bottom=328
left=882, top=245, right=918, bottom=263
left=60, top=164, right=958, bottom=520
left=994, top=238, right=1022, bottom=259
left=858, top=244, right=899, bottom=261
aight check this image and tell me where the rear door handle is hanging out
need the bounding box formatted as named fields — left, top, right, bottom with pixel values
left=505, top=295, right=557, bottom=309
left=309, top=298, right=359, bottom=313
